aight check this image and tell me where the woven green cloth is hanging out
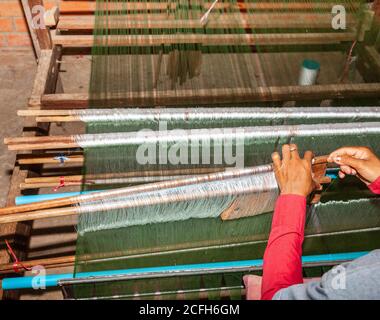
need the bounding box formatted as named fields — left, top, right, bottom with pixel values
left=72, top=0, right=380, bottom=299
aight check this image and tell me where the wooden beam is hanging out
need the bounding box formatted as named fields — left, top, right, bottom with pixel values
left=21, top=0, right=41, bottom=58
left=27, top=0, right=52, bottom=49
left=40, top=83, right=380, bottom=109
left=52, top=32, right=357, bottom=48
left=57, top=13, right=357, bottom=31
left=28, top=47, right=62, bottom=108
left=374, top=0, right=380, bottom=19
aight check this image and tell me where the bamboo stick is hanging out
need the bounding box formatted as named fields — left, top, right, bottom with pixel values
left=0, top=156, right=328, bottom=218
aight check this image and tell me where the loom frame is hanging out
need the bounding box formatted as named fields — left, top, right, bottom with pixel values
left=1, top=0, right=380, bottom=300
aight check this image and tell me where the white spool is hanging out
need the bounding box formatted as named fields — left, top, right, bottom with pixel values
left=298, top=59, right=320, bottom=86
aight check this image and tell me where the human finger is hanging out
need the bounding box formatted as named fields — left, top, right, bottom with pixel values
left=282, top=144, right=291, bottom=163
left=289, top=143, right=300, bottom=160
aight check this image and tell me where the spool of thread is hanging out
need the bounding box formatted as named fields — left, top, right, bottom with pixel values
left=298, top=59, right=320, bottom=86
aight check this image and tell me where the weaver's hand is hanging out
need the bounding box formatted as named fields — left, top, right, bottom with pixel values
left=272, top=144, right=316, bottom=197
left=328, top=146, right=380, bottom=185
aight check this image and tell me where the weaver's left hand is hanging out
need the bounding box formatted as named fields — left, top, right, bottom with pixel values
left=272, top=144, right=317, bottom=197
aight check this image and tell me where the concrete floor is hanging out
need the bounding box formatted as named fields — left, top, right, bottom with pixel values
left=0, top=48, right=36, bottom=207
left=0, top=49, right=89, bottom=300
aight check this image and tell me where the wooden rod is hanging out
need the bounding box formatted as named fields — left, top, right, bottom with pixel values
left=36, top=116, right=80, bottom=122
left=0, top=171, right=330, bottom=224
left=0, top=256, right=75, bottom=274
left=52, top=32, right=356, bottom=48
left=8, top=142, right=79, bottom=151
left=0, top=185, right=275, bottom=223
left=0, top=156, right=328, bottom=218
left=20, top=168, right=226, bottom=189
left=18, top=110, right=72, bottom=116
left=17, top=154, right=84, bottom=165
left=4, top=134, right=78, bottom=151
left=24, top=168, right=223, bottom=183
left=4, top=135, right=76, bottom=144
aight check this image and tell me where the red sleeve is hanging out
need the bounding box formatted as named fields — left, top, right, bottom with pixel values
left=261, top=194, right=307, bottom=300
left=368, top=176, right=380, bottom=195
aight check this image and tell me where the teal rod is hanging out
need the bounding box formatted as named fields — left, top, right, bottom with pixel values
left=1, top=251, right=367, bottom=290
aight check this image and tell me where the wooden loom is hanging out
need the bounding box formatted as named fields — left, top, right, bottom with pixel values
left=0, top=0, right=380, bottom=299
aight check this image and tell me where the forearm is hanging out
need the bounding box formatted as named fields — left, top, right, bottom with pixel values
left=368, top=176, right=380, bottom=195
left=261, top=194, right=307, bottom=300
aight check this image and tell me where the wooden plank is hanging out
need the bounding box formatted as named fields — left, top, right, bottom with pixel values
left=40, top=83, right=380, bottom=109
left=52, top=32, right=357, bottom=48
left=58, top=13, right=357, bottom=31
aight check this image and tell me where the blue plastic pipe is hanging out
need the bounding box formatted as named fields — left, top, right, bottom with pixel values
left=1, top=251, right=368, bottom=290
left=15, top=190, right=104, bottom=205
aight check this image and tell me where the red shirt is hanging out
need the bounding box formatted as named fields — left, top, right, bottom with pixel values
left=260, top=176, right=380, bottom=300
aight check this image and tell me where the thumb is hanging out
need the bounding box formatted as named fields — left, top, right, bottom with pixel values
left=335, top=154, right=364, bottom=171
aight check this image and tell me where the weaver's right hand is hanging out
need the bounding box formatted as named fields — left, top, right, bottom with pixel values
left=328, top=146, right=380, bottom=185
left=272, top=144, right=316, bottom=197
